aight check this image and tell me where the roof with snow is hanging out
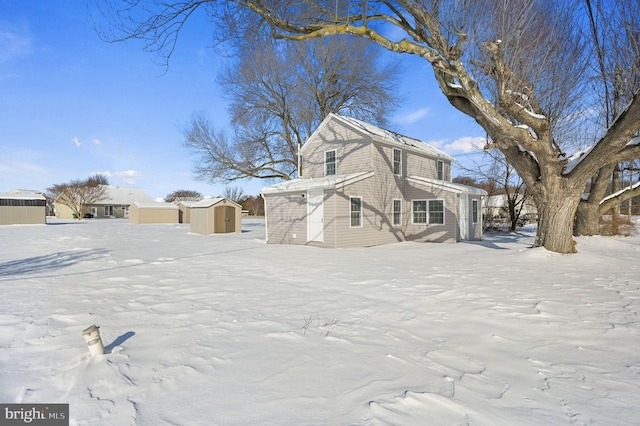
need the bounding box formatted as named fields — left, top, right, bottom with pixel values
left=132, top=202, right=178, bottom=209
left=0, top=190, right=46, bottom=200
left=100, top=185, right=154, bottom=205
left=190, top=197, right=242, bottom=209
left=261, top=172, right=374, bottom=195
left=309, top=114, right=456, bottom=162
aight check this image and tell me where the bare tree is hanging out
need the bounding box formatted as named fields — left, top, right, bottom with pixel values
left=165, top=189, right=203, bottom=203
left=95, top=0, right=640, bottom=253
left=573, top=0, right=640, bottom=236
left=182, top=36, right=400, bottom=183
left=48, top=176, right=109, bottom=220
left=222, top=186, right=245, bottom=204
left=243, top=195, right=265, bottom=217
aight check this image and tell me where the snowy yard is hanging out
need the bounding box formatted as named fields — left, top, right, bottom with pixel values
left=1, top=218, right=639, bottom=425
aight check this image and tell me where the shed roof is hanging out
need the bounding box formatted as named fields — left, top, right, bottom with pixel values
left=0, top=190, right=46, bottom=200
left=191, top=197, right=242, bottom=209
left=132, top=202, right=178, bottom=209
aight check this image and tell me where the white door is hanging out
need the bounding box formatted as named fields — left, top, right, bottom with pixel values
left=307, top=190, right=324, bottom=242
left=459, top=194, right=469, bottom=240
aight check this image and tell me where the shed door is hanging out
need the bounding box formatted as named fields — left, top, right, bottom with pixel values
left=214, top=206, right=235, bottom=233
left=307, top=190, right=324, bottom=242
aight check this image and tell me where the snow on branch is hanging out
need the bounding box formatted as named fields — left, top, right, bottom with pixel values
left=600, top=180, right=640, bottom=204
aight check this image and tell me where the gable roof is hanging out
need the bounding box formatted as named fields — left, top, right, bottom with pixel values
left=304, top=113, right=456, bottom=162
left=99, top=185, right=154, bottom=205
left=261, top=171, right=374, bottom=195
left=191, top=197, right=242, bottom=209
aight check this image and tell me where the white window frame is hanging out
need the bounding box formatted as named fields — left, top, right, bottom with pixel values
left=412, top=200, right=427, bottom=224
left=472, top=199, right=479, bottom=224
left=350, top=196, right=363, bottom=228
left=325, top=149, right=337, bottom=176
left=428, top=199, right=445, bottom=225
left=393, top=148, right=402, bottom=175
left=104, top=205, right=114, bottom=216
left=392, top=199, right=402, bottom=226
left=437, top=160, right=444, bottom=180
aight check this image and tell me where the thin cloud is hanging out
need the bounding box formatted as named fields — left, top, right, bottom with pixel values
left=71, top=137, right=80, bottom=147
left=92, top=139, right=101, bottom=145
left=115, top=170, right=142, bottom=185
left=0, top=30, right=32, bottom=63
left=396, top=108, right=430, bottom=124
left=443, top=136, right=486, bottom=153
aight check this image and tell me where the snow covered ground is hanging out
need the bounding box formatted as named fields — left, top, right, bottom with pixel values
left=1, top=218, right=639, bottom=425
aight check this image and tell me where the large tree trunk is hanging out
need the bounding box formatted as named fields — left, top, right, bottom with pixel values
left=574, top=201, right=601, bottom=236
left=534, top=192, right=581, bottom=253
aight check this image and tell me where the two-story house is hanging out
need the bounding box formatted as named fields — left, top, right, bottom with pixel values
left=260, top=113, right=486, bottom=248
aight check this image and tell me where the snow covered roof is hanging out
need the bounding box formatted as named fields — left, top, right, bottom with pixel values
left=100, top=185, right=154, bottom=205
left=132, top=202, right=178, bottom=209
left=0, top=190, right=46, bottom=200
left=260, top=172, right=374, bottom=195
left=190, top=197, right=242, bottom=209
left=315, top=114, right=456, bottom=162
left=407, top=176, right=488, bottom=195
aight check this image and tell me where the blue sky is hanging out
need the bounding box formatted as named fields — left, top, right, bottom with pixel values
left=1, top=1, right=485, bottom=200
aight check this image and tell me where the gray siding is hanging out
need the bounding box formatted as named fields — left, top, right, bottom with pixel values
left=264, top=192, right=310, bottom=245
left=302, top=120, right=372, bottom=178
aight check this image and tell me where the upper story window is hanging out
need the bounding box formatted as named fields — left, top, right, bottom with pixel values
left=393, top=148, right=402, bottom=175
left=350, top=196, right=362, bottom=227
left=437, top=160, right=444, bottom=180
left=325, top=150, right=336, bottom=176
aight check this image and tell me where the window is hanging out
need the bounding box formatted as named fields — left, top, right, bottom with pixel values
left=325, top=150, right=336, bottom=176
left=412, top=199, right=445, bottom=225
left=104, top=205, right=114, bottom=216
left=437, top=160, right=444, bottom=180
left=350, top=197, right=362, bottom=227
left=428, top=200, right=445, bottom=224
left=393, top=148, right=402, bottom=175
left=472, top=199, right=479, bottom=224
left=412, top=200, right=427, bottom=224
left=392, top=199, right=402, bottom=226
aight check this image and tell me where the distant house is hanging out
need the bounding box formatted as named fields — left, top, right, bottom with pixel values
left=54, top=185, right=154, bottom=219
left=0, top=190, right=47, bottom=225
left=260, top=113, right=486, bottom=248
left=485, top=193, right=537, bottom=222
